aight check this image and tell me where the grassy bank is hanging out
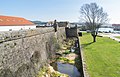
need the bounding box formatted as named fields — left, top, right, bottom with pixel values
left=115, top=36, right=120, bottom=39
left=80, top=33, right=120, bottom=77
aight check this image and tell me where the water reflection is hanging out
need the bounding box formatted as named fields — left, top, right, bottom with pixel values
left=51, top=62, right=81, bottom=77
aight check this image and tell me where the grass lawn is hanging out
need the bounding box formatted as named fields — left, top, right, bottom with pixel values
left=115, top=36, right=120, bottom=39
left=80, top=33, right=120, bottom=77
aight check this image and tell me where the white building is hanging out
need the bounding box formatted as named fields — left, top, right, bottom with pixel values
left=101, top=24, right=113, bottom=28
left=98, top=24, right=114, bottom=33
left=0, top=15, right=36, bottom=31
left=98, top=28, right=114, bottom=33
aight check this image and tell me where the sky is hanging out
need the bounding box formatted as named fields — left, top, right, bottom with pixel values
left=0, top=0, right=120, bottom=23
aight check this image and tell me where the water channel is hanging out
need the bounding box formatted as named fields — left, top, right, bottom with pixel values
left=50, top=38, right=82, bottom=77
left=51, top=62, right=81, bottom=77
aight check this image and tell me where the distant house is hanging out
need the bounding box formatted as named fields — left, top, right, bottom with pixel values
left=46, top=21, right=54, bottom=26
left=98, top=28, right=114, bottom=33
left=58, top=22, right=70, bottom=27
left=101, top=24, right=113, bottom=28
left=112, top=24, right=120, bottom=31
left=46, top=21, right=70, bottom=27
left=0, top=15, right=36, bottom=31
left=97, top=24, right=114, bottom=33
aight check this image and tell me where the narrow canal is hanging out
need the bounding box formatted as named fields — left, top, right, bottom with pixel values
left=57, top=62, right=80, bottom=77
left=51, top=38, right=83, bottom=77
left=51, top=62, right=81, bottom=77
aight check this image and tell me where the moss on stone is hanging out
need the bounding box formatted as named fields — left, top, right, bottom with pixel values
left=37, top=65, right=69, bottom=77
left=57, top=57, right=74, bottom=64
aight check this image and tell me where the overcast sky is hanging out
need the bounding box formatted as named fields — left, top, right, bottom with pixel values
left=0, top=0, right=120, bottom=23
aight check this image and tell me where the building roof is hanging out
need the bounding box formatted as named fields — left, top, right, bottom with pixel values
left=0, top=15, right=35, bottom=26
left=112, top=24, right=120, bottom=26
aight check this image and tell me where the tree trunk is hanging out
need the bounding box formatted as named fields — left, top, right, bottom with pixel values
left=91, top=31, right=97, bottom=42
left=93, top=35, right=96, bottom=42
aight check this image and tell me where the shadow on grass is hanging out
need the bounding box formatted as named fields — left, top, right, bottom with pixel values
left=81, top=42, right=94, bottom=48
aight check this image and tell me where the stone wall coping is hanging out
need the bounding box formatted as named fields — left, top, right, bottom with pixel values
left=0, top=27, right=64, bottom=43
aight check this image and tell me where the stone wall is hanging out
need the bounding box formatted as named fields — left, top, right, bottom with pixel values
left=65, top=27, right=78, bottom=38
left=0, top=27, right=66, bottom=77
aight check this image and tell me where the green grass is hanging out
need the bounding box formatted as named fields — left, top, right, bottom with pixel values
left=80, top=33, right=120, bottom=77
left=115, top=36, right=120, bottom=39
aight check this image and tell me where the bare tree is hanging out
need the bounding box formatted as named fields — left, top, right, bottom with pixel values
left=80, top=3, right=108, bottom=42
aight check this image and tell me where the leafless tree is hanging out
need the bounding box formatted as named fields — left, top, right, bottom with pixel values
left=80, top=3, right=108, bottom=42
